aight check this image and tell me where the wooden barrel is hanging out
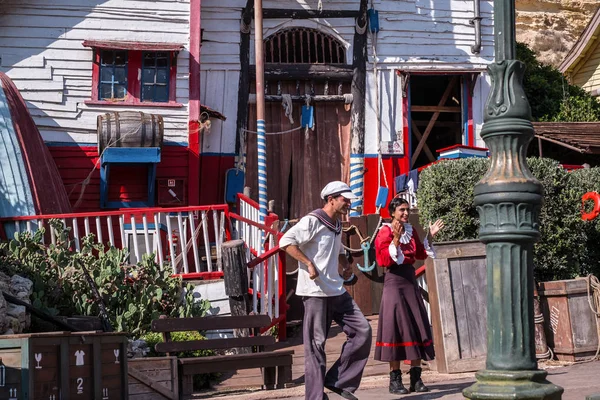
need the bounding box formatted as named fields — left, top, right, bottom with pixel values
left=97, top=111, right=164, bottom=154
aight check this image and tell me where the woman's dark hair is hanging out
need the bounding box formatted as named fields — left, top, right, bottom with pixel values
left=388, top=197, right=409, bottom=217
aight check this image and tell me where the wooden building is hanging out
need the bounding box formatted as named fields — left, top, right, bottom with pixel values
left=560, top=8, right=600, bottom=96
left=0, top=0, right=494, bottom=217
left=203, top=0, right=495, bottom=219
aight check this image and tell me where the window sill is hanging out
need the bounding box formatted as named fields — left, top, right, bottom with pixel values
left=85, top=100, right=184, bottom=108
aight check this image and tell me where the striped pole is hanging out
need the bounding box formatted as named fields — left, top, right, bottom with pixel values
left=349, top=154, right=364, bottom=216
left=257, top=120, right=268, bottom=223
left=254, top=0, right=267, bottom=227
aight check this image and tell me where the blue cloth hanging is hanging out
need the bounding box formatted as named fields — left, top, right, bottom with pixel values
left=301, top=105, right=314, bottom=128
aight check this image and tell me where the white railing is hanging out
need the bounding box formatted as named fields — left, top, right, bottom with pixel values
left=231, top=194, right=284, bottom=319
left=0, top=205, right=231, bottom=277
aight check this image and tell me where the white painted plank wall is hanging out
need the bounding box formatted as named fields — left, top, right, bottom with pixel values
left=199, top=0, right=245, bottom=154
left=0, top=0, right=191, bottom=144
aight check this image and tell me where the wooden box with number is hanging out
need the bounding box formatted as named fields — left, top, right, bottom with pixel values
left=0, top=331, right=128, bottom=400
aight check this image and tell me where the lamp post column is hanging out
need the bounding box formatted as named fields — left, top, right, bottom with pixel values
left=462, top=0, right=563, bottom=398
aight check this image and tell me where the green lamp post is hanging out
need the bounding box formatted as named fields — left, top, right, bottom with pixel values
left=462, top=1, right=564, bottom=399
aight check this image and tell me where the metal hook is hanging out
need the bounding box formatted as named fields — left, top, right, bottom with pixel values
left=356, top=242, right=376, bottom=272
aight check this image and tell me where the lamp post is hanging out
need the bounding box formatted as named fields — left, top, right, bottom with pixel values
left=462, top=1, right=564, bottom=399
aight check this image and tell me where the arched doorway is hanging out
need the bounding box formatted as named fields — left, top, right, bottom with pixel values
left=245, top=27, right=352, bottom=220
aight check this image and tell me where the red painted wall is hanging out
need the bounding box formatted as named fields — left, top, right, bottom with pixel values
left=362, top=156, right=405, bottom=218
left=48, top=146, right=236, bottom=212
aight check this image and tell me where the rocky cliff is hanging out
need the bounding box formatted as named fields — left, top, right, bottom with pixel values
left=516, top=0, right=600, bottom=67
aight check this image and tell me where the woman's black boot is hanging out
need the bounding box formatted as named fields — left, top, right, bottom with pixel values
left=389, top=369, right=409, bottom=394
left=409, top=367, right=429, bottom=392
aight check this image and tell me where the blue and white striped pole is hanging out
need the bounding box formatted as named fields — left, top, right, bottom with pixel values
left=254, top=0, right=267, bottom=227
left=349, top=154, right=364, bottom=216
left=257, top=120, right=268, bottom=224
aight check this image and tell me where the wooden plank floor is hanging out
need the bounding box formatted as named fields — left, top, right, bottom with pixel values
left=215, top=316, right=418, bottom=390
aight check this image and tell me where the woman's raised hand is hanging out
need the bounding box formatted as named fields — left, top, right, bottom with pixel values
left=429, top=219, right=444, bottom=237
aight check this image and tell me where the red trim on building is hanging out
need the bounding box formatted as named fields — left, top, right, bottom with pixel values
left=376, top=340, right=433, bottom=348
left=436, top=144, right=488, bottom=153
left=84, top=100, right=183, bottom=108
left=467, top=76, right=475, bottom=146
left=188, top=0, right=202, bottom=205
left=83, top=40, right=184, bottom=51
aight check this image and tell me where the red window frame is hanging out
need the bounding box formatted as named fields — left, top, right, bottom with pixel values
left=86, top=48, right=181, bottom=108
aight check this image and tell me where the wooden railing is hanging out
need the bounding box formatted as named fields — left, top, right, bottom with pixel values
left=231, top=193, right=287, bottom=339
left=0, top=205, right=231, bottom=279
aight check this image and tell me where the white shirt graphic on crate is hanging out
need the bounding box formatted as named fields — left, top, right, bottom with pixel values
left=75, top=350, right=85, bottom=366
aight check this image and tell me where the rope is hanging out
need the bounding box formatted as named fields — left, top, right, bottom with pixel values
left=281, top=94, right=294, bottom=125
left=368, top=19, right=389, bottom=194
left=242, top=126, right=303, bottom=135
left=355, top=16, right=367, bottom=35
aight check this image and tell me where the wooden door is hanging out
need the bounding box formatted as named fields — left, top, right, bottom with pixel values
left=245, top=80, right=351, bottom=220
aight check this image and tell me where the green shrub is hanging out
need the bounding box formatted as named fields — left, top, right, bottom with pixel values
left=141, top=331, right=219, bottom=389
left=0, top=221, right=210, bottom=336
left=569, top=168, right=600, bottom=278
left=418, top=158, right=598, bottom=281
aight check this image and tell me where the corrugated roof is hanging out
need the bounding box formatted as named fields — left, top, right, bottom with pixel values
left=533, top=122, right=600, bottom=154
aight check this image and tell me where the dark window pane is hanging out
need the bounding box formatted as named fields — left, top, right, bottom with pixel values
left=101, top=50, right=113, bottom=65
left=156, top=56, right=169, bottom=68
left=114, top=85, right=127, bottom=99
left=100, top=84, right=113, bottom=99
left=114, top=67, right=126, bottom=83
left=143, top=52, right=155, bottom=67
left=114, top=51, right=127, bottom=65
left=155, top=86, right=168, bottom=102
left=156, top=68, right=168, bottom=83
left=142, top=68, right=155, bottom=83
left=142, top=85, right=153, bottom=101
left=100, top=67, right=114, bottom=82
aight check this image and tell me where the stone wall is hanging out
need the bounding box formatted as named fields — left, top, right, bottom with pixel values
left=516, top=0, right=600, bottom=67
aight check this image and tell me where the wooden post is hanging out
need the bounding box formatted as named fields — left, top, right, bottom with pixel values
left=222, top=239, right=252, bottom=353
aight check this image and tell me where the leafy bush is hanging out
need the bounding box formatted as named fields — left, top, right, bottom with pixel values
left=142, top=331, right=219, bottom=389
left=517, top=42, right=600, bottom=122
left=569, top=168, right=600, bottom=279
left=0, top=221, right=210, bottom=336
left=418, top=158, right=600, bottom=281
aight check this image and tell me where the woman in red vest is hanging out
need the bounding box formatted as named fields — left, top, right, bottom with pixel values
left=374, top=197, right=444, bottom=394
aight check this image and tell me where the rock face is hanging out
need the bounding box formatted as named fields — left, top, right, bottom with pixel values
left=0, top=272, right=34, bottom=334
left=516, top=0, right=600, bottom=67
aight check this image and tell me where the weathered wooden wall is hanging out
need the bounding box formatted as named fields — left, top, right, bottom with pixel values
left=425, top=239, right=487, bottom=373
left=0, top=0, right=191, bottom=144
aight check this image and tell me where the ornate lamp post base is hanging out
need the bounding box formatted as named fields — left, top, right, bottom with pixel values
left=464, top=370, right=563, bottom=399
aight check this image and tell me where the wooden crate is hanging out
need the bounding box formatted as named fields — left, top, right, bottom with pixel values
left=425, top=240, right=487, bottom=374
left=128, top=356, right=179, bottom=400
left=538, top=278, right=599, bottom=361
left=0, top=331, right=128, bottom=400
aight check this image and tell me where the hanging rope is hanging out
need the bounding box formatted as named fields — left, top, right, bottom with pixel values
left=571, top=274, right=600, bottom=364
left=281, top=93, right=294, bottom=125
left=242, top=126, right=303, bottom=135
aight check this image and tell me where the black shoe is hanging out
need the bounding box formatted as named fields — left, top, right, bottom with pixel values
left=325, top=385, right=358, bottom=400
left=323, top=394, right=330, bottom=400
left=389, top=369, right=408, bottom=395
left=409, top=367, right=429, bottom=393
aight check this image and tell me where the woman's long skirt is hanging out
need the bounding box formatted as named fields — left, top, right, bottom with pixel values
left=374, top=264, right=435, bottom=362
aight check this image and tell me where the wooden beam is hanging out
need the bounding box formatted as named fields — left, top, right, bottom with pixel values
left=248, top=93, right=352, bottom=103
left=411, top=106, right=461, bottom=113
left=411, top=120, right=436, bottom=163
left=235, top=0, right=253, bottom=155
left=250, top=64, right=354, bottom=81
left=411, top=76, right=458, bottom=168
left=535, top=135, right=585, bottom=153
left=351, top=0, right=368, bottom=155
left=262, top=9, right=359, bottom=19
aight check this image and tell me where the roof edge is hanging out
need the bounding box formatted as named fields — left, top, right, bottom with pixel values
left=559, top=8, right=600, bottom=74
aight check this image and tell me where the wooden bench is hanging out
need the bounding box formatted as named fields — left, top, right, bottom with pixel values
left=151, top=314, right=294, bottom=397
